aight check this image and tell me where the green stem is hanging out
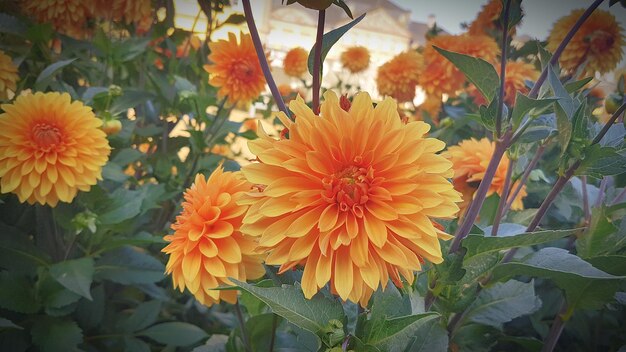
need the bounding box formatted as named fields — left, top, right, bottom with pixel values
left=35, top=204, right=63, bottom=262
left=234, top=302, right=252, bottom=352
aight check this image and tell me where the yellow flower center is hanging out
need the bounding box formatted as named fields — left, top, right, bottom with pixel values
left=322, top=164, right=376, bottom=216
left=32, top=123, right=62, bottom=150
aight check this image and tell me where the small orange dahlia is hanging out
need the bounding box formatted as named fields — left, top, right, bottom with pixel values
left=421, top=34, right=499, bottom=97
left=417, top=94, right=442, bottom=123
left=377, top=51, right=424, bottom=103
left=0, top=92, right=111, bottom=206
left=444, top=138, right=526, bottom=213
left=93, top=0, right=153, bottom=34
left=0, top=51, right=18, bottom=100
left=470, top=61, right=539, bottom=106
left=204, top=32, right=266, bottom=106
left=162, top=166, right=266, bottom=306
left=22, top=0, right=92, bottom=38
left=468, top=0, right=518, bottom=36
left=341, top=46, right=371, bottom=74
left=240, top=91, right=461, bottom=306
left=547, top=9, right=624, bottom=75
left=283, top=47, right=309, bottom=78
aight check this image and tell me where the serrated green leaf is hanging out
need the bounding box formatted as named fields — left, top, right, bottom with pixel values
left=576, top=145, right=626, bottom=178
left=307, top=13, right=366, bottom=76
left=548, top=66, right=576, bottom=117
left=434, top=46, right=500, bottom=102
left=31, top=317, right=82, bottom=352
left=0, top=272, right=40, bottom=314
left=35, top=59, right=77, bottom=90
left=576, top=207, right=623, bottom=258
left=95, top=246, right=165, bottom=284
left=98, top=188, right=145, bottom=225
left=49, top=258, right=94, bottom=300
left=510, top=94, right=556, bottom=129
left=463, top=228, right=578, bottom=259
left=463, top=280, right=541, bottom=329
left=369, top=284, right=412, bottom=321
left=492, top=247, right=625, bottom=310
left=233, top=280, right=345, bottom=342
left=555, top=103, right=572, bottom=156
left=362, top=313, right=445, bottom=352
left=565, top=77, right=594, bottom=93
left=139, top=322, right=208, bottom=346
left=118, top=300, right=162, bottom=332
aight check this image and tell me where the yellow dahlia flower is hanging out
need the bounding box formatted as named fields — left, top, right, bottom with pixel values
left=162, top=166, right=266, bottom=306
left=283, top=47, right=309, bottom=78
left=444, top=138, right=526, bottom=213
left=377, top=51, right=424, bottom=103
left=240, top=91, right=461, bottom=306
left=22, top=0, right=92, bottom=38
left=547, top=9, right=624, bottom=75
left=421, top=34, right=499, bottom=97
left=0, top=92, right=111, bottom=206
left=0, top=51, right=18, bottom=100
left=204, top=32, right=266, bottom=106
left=341, top=46, right=371, bottom=74
left=470, top=61, right=539, bottom=106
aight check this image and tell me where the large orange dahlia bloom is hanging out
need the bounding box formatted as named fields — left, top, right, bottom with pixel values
left=470, top=61, right=539, bottom=106
left=468, top=0, right=518, bottom=36
left=240, top=91, right=461, bottom=306
left=547, top=9, right=623, bottom=76
left=377, top=51, right=424, bottom=103
left=163, top=166, right=266, bottom=306
left=421, top=34, right=499, bottom=97
left=204, top=32, right=266, bottom=106
left=0, top=51, right=18, bottom=100
left=283, top=47, right=309, bottom=78
left=341, top=46, right=371, bottom=74
left=444, top=138, right=526, bottom=213
left=0, top=92, right=110, bottom=206
left=22, top=0, right=92, bottom=38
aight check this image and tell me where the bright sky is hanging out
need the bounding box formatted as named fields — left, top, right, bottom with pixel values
left=398, top=0, right=626, bottom=40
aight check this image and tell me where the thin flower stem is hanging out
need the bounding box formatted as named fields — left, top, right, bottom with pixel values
left=312, top=10, right=326, bottom=113
left=491, top=158, right=515, bottom=236
left=594, top=177, right=607, bottom=207
left=610, top=187, right=626, bottom=206
left=450, top=134, right=510, bottom=253
left=268, top=314, right=278, bottom=352
left=541, top=301, right=569, bottom=352
left=591, top=102, right=626, bottom=144
left=242, top=0, right=290, bottom=117
left=581, top=175, right=591, bottom=223
left=235, top=302, right=252, bottom=352
left=495, top=0, right=511, bottom=138
left=528, top=0, right=605, bottom=99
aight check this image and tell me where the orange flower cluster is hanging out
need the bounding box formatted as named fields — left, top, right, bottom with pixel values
left=420, top=34, right=499, bottom=98
left=444, top=138, right=526, bottom=213
left=0, top=51, right=18, bottom=100
left=204, top=32, right=266, bottom=106
left=283, top=47, right=309, bottom=78
left=468, top=0, right=518, bottom=37
left=238, top=91, right=460, bottom=305
left=548, top=9, right=623, bottom=75
left=341, top=46, right=371, bottom=74
left=163, top=167, right=265, bottom=306
left=0, top=92, right=110, bottom=206
left=377, top=51, right=424, bottom=102
left=470, top=61, right=539, bottom=106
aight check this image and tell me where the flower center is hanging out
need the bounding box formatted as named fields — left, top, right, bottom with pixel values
left=232, top=61, right=254, bottom=82
left=32, top=123, right=62, bottom=149
left=322, top=165, right=374, bottom=217
left=588, top=31, right=614, bottom=53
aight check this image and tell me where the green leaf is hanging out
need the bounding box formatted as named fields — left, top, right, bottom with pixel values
left=492, top=247, right=625, bottom=310
left=0, top=227, right=50, bottom=272
left=192, top=335, right=228, bottom=352
left=0, top=272, right=40, bottom=314
left=98, top=189, right=144, bottom=225
left=576, top=145, right=626, bottom=178
left=369, top=284, right=412, bottom=321
left=75, top=285, right=105, bottom=330
left=101, top=163, right=129, bottom=183
left=233, top=280, right=345, bottom=342
left=510, top=94, right=556, bottom=129
left=0, top=13, right=27, bottom=37
left=463, top=280, right=541, bottom=329
left=124, top=337, right=151, bottom=352
left=565, top=77, right=593, bottom=93
left=34, top=59, right=77, bottom=90
left=138, top=322, right=208, bottom=346
left=95, top=246, right=165, bottom=285
left=555, top=103, right=572, bottom=156
left=463, top=228, right=578, bottom=259
left=31, top=317, right=82, bottom=352
left=307, top=13, right=366, bottom=76
left=478, top=97, right=498, bottom=131
left=548, top=66, right=576, bottom=117
left=118, top=300, right=162, bottom=332
left=434, top=46, right=500, bottom=102
left=586, top=255, right=626, bottom=276
left=222, top=13, right=246, bottom=25
left=576, top=207, right=622, bottom=258
left=362, top=313, right=446, bottom=352
left=333, top=0, right=354, bottom=18
left=49, top=258, right=95, bottom=300
left=0, top=317, right=22, bottom=329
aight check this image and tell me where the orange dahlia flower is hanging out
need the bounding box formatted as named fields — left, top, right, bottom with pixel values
left=468, top=0, right=518, bottom=36
left=548, top=9, right=624, bottom=76
left=416, top=94, right=442, bottom=123
left=444, top=138, right=526, bottom=213
left=0, top=51, right=18, bottom=100
left=204, top=32, right=266, bottom=106
left=341, top=46, right=371, bottom=74
left=240, top=91, right=461, bottom=306
left=162, top=166, right=266, bottom=306
left=283, top=47, right=309, bottom=78
left=0, top=92, right=111, bottom=206
left=377, top=51, right=424, bottom=102
left=92, top=0, right=152, bottom=34
left=22, top=0, right=92, bottom=38
left=421, top=34, right=499, bottom=97
left=470, top=61, right=539, bottom=106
